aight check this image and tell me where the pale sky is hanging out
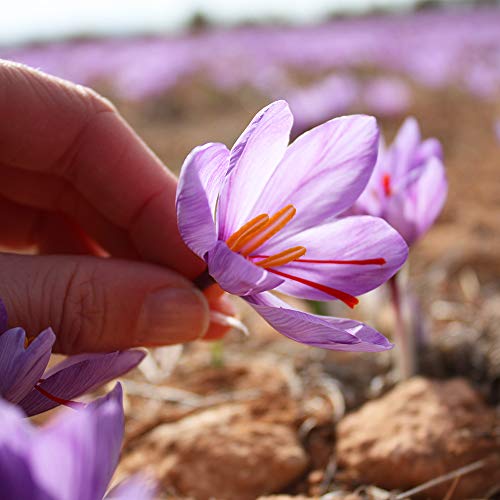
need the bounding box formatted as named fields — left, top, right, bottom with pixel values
left=0, top=0, right=461, bottom=46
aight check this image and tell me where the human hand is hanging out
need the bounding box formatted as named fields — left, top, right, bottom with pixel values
left=0, top=60, right=232, bottom=354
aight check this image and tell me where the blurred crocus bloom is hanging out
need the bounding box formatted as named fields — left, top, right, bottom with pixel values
left=177, top=100, right=408, bottom=352
left=494, top=119, right=500, bottom=143
left=0, top=300, right=144, bottom=416
left=352, top=117, right=447, bottom=245
left=0, top=384, right=155, bottom=500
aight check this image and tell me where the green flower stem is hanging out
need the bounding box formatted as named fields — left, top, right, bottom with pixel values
left=210, top=340, right=225, bottom=368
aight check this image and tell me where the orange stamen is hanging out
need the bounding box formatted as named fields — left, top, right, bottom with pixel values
left=267, top=268, right=359, bottom=308
left=382, top=173, right=392, bottom=197
left=34, top=384, right=86, bottom=410
left=255, top=246, right=307, bottom=268
left=24, top=336, right=35, bottom=349
left=237, top=205, right=296, bottom=256
left=227, top=213, right=270, bottom=249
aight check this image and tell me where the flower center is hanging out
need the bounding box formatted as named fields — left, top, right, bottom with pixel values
left=225, top=205, right=386, bottom=309
left=227, top=205, right=297, bottom=256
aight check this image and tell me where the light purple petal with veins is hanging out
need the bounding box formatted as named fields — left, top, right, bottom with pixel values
left=18, top=350, right=144, bottom=416
left=206, top=241, right=283, bottom=296
left=176, top=143, right=229, bottom=258
left=30, top=384, right=124, bottom=500
left=260, top=216, right=408, bottom=301
left=245, top=293, right=393, bottom=352
left=217, top=100, right=293, bottom=239
left=0, top=328, right=54, bottom=404
left=248, top=115, right=379, bottom=242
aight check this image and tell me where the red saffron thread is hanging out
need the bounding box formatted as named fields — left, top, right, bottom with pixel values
left=252, top=256, right=386, bottom=266
left=382, top=173, right=392, bottom=197
left=34, top=384, right=86, bottom=410
left=267, top=268, right=359, bottom=308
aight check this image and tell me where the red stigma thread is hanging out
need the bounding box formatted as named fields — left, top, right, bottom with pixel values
left=251, top=256, right=386, bottom=266
left=34, top=384, right=86, bottom=410
left=382, top=173, right=392, bottom=197
left=267, top=268, right=359, bottom=308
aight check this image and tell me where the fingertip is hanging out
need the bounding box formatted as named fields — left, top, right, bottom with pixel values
left=137, top=286, right=210, bottom=346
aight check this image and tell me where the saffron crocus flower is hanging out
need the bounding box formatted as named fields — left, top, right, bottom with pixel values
left=352, top=117, right=447, bottom=245
left=494, top=119, right=500, bottom=143
left=0, top=384, right=155, bottom=500
left=177, top=100, right=408, bottom=352
left=0, top=300, right=145, bottom=416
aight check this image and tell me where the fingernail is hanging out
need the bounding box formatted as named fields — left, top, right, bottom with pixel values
left=209, top=311, right=249, bottom=337
left=138, top=288, right=209, bottom=345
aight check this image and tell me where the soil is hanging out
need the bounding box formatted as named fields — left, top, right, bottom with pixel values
left=102, top=61, right=498, bottom=498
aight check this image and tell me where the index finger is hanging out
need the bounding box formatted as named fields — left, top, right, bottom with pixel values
left=0, top=60, right=204, bottom=278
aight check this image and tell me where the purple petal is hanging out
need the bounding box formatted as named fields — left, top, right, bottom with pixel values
left=0, top=299, right=7, bottom=332
left=0, top=399, right=48, bottom=499
left=260, top=216, right=408, bottom=301
left=0, top=447, right=49, bottom=500
left=388, top=117, right=421, bottom=178
left=105, top=476, right=156, bottom=500
left=245, top=293, right=393, bottom=352
left=18, top=350, right=144, bottom=416
left=176, top=143, right=229, bottom=258
left=416, top=137, right=443, bottom=164
left=248, top=115, right=379, bottom=243
left=0, top=396, right=32, bottom=449
left=0, top=328, right=54, bottom=404
left=30, top=384, right=124, bottom=500
left=409, top=157, right=448, bottom=243
left=382, top=156, right=447, bottom=245
left=217, top=100, right=293, bottom=239
left=207, top=241, right=283, bottom=296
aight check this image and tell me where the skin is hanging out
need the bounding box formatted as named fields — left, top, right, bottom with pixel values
left=0, top=60, right=231, bottom=354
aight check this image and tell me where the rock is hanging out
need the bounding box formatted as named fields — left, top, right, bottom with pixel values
left=119, top=404, right=308, bottom=500
left=165, top=421, right=308, bottom=499
left=336, top=377, right=500, bottom=499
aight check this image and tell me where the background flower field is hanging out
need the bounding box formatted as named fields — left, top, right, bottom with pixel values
left=3, top=2, right=499, bottom=499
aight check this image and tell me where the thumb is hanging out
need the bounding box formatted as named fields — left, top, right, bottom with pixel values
left=0, top=253, right=209, bottom=354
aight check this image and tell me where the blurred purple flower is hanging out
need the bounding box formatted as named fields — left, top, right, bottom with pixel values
left=362, top=77, right=411, bottom=117
left=284, top=74, right=360, bottom=136
left=0, top=300, right=145, bottom=416
left=177, top=100, right=408, bottom=352
left=0, top=383, right=155, bottom=500
left=494, top=119, right=500, bottom=143
left=3, top=8, right=500, bottom=102
left=352, top=117, right=447, bottom=245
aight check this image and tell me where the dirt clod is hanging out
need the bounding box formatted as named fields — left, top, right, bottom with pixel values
left=336, top=377, right=500, bottom=499
left=120, top=403, right=308, bottom=499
